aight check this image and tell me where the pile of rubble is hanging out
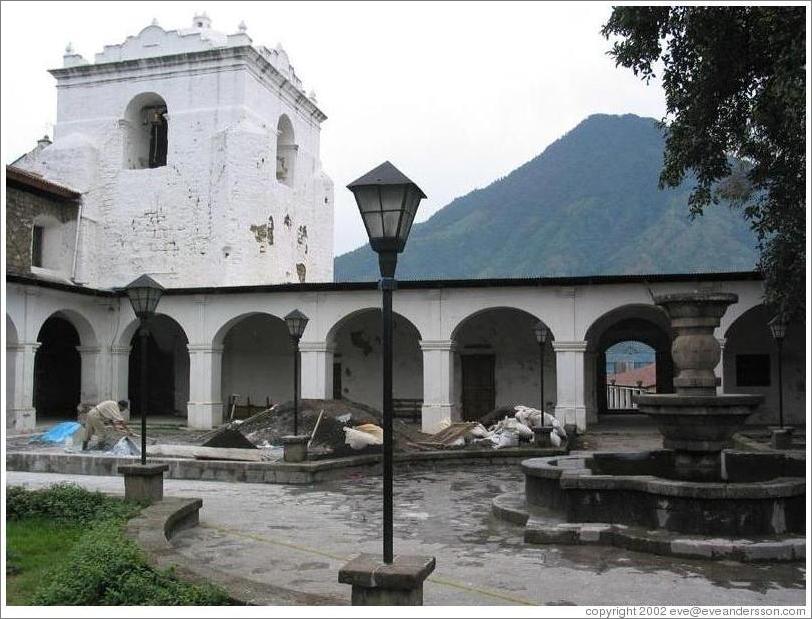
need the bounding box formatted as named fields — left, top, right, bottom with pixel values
left=28, top=399, right=569, bottom=462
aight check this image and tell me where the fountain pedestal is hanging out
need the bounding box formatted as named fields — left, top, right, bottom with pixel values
left=636, top=292, right=761, bottom=480
left=493, top=290, right=805, bottom=562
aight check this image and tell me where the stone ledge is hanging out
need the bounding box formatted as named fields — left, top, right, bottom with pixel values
left=492, top=492, right=805, bottom=563
left=119, top=463, right=170, bottom=476
left=7, top=445, right=566, bottom=485
left=125, top=496, right=347, bottom=606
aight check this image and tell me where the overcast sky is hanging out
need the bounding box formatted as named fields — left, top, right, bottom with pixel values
left=1, top=1, right=666, bottom=255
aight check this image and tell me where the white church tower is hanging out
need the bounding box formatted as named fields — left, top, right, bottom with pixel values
left=21, top=14, right=334, bottom=288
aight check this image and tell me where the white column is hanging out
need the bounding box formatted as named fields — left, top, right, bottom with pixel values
left=110, top=345, right=132, bottom=420
left=553, top=340, right=588, bottom=432
left=76, top=345, right=102, bottom=405
left=715, top=337, right=726, bottom=394
left=187, top=344, right=223, bottom=430
left=299, top=341, right=334, bottom=399
left=419, top=340, right=458, bottom=433
left=6, top=342, right=39, bottom=432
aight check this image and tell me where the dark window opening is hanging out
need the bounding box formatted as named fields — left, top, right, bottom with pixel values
left=32, top=225, right=44, bottom=268
left=736, top=354, right=771, bottom=387
left=148, top=107, right=168, bottom=168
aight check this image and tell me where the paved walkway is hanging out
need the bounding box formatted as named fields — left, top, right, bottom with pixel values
left=7, top=467, right=805, bottom=606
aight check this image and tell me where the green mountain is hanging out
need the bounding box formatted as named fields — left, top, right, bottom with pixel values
left=334, top=114, right=759, bottom=281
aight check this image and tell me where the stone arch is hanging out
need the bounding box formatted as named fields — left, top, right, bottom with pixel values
left=127, top=314, right=190, bottom=418
left=328, top=308, right=423, bottom=411
left=6, top=315, right=19, bottom=417
left=34, top=313, right=83, bottom=419
left=7, top=313, right=19, bottom=344
left=123, top=92, right=168, bottom=169
left=276, top=114, right=296, bottom=186
left=326, top=306, right=425, bottom=346
left=39, top=308, right=99, bottom=348
left=451, top=307, right=556, bottom=421
left=583, top=304, right=672, bottom=419
left=215, top=312, right=295, bottom=413
left=723, top=304, right=804, bottom=424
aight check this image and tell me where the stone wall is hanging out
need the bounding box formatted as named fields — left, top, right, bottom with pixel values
left=5, top=185, right=77, bottom=277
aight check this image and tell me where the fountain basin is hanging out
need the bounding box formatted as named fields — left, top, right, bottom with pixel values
left=635, top=393, right=764, bottom=481
left=521, top=451, right=805, bottom=537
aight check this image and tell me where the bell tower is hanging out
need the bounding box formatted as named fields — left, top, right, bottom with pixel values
left=22, top=15, right=334, bottom=288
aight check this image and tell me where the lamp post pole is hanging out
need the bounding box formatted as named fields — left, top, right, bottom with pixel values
left=776, top=336, right=784, bottom=429
left=381, top=266, right=395, bottom=563
left=534, top=322, right=548, bottom=425
left=139, top=321, right=150, bottom=465
left=539, top=342, right=545, bottom=421
left=339, top=162, right=434, bottom=605
left=768, top=314, right=787, bottom=429
left=123, top=274, right=164, bottom=467
left=284, top=309, right=309, bottom=440
left=293, top=336, right=300, bottom=436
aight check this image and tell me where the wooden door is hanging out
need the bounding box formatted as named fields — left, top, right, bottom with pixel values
left=333, top=363, right=343, bottom=399
left=461, top=354, right=495, bottom=421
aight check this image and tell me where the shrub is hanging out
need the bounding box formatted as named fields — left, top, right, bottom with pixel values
left=33, top=521, right=230, bottom=606
left=7, top=483, right=139, bottom=524
left=9, top=484, right=231, bottom=606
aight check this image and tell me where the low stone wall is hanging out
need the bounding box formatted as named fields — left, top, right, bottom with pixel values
left=125, top=497, right=347, bottom=605
left=6, top=446, right=566, bottom=485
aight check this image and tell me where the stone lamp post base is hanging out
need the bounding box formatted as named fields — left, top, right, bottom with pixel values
left=118, top=463, right=169, bottom=503
left=770, top=427, right=794, bottom=450
left=281, top=435, right=309, bottom=462
left=339, top=553, right=436, bottom=605
left=533, top=426, right=554, bottom=447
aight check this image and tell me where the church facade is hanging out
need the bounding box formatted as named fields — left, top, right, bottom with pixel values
left=5, top=16, right=804, bottom=435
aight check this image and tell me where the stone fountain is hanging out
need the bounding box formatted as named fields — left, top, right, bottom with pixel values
left=492, top=292, right=805, bottom=562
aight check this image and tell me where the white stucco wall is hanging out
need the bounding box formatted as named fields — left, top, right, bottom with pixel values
left=331, top=310, right=423, bottom=410
left=452, top=308, right=557, bottom=413
left=17, top=18, right=333, bottom=290
left=6, top=276, right=791, bottom=432
left=723, top=305, right=806, bottom=425
left=220, top=314, right=294, bottom=408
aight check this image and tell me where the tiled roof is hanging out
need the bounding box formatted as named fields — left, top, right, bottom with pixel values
left=5, top=165, right=81, bottom=201
left=607, top=363, right=657, bottom=388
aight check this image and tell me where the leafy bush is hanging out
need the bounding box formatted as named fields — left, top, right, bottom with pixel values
left=7, top=483, right=139, bottom=524
left=33, top=521, right=230, bottom=606
left=9, top=485, right=231, bottom=606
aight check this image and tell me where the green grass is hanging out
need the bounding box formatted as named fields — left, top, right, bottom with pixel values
left=6, top=484, right=232, bottom=606
left=6, top=519, right=85, bottom=605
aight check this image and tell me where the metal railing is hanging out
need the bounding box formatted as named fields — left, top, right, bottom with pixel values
left=605, top=384, right=651, bottom=410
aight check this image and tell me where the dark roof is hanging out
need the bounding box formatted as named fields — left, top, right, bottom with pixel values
left=6, top=270, right=763, bottom=298
left=347, top=161, right=426, bottom=198
left=5, top=165, right=81, bottom=201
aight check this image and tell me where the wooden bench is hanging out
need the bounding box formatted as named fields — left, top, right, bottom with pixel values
left=393, top=398, right=423, bottom=424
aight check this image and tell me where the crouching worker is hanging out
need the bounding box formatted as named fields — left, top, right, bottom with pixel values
left=77, top=400, right=133, bottom=451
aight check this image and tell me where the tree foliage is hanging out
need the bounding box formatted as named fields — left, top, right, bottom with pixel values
left=602, top=6, right=806, bottom=319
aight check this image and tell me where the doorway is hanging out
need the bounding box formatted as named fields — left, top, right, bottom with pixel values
left=461, top=354, right=495, bottom=421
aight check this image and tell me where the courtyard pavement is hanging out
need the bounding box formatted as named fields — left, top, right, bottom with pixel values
left=6, top=465, right=806, bottom=606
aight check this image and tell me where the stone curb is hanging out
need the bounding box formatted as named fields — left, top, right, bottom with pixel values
left=125, top=496, right=348, bottom=605
left=491, top=492, right=806, bottom=563
left=6, top=446, right=566, bottom=485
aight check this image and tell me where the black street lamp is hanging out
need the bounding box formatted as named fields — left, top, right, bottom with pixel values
left=348, top=161, right=425, bottom=565
left=533, top=321, right=548, bottom=426
left=284, top=309, right=309, bottom=436
left=768, top=314, right=787, bottom=428
left=124, top=274, right=164, bottom=465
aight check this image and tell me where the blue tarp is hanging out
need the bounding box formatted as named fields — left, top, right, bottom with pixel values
left=33, top=421, right=82, bottom=443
